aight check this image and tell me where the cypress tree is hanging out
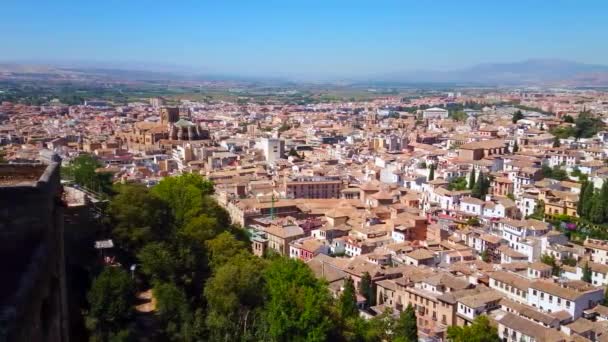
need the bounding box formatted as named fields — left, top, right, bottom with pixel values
left=513, top=141, right=519, bottom=153
left=472, top=171, right=488, bottom=199
left=338, top=277, right=358, bottom=319
left=428, top=164, right=435, bottom=181
left=600, top=181, right=608, bottom=221
left=582, top=262, right=593, bottom=283
left=589, top=194, right=604, bottom=224
left=578, top=181, right=588, bottom=217
left=358, top=272, right=375, bottom=307
left=468, top=168, right=476, bottom=190
left=582, top=182, right=595, bottom=219
left=553, top=136, right=561, bottom=147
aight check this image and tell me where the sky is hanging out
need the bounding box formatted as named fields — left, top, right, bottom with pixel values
left=2, top=0, right=608, bottom=79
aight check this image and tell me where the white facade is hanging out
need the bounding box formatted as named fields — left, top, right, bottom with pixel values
left=527, top=283, right=604, bottom=319
left=422, top=107, right=449, bottom=119
left=459, top=198, right=484, bottom=216
left=483, top=203, right=507, bottom=218
left=261, top=138, right=285, bottom=163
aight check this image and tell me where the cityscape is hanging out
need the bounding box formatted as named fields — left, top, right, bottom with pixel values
left=2, top=1, right=608, bottom=342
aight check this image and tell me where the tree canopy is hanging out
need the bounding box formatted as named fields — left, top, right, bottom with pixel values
left=446, top=315, right=500, bottom=342
left=338, top=277, right=359, bottom=320
left=512, top=110, right=524, bottom=123
left=471, top=171, right=490, bottom=199
left=63, top=154, right=113, bottom=195
left=448, top=177, right=468, bottom=191
left=86, top=267, right=135, bottom=339
left=263, top=258, right=333, bottom=342
left=394, top=304, right=417, bottom=342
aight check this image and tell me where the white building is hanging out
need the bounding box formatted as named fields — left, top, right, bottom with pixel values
left=527, top=280, right=604, bottom=319
left=459, top=196, right=485, bottom=216
left=585, top=238, right=608, bottom=265
left=261, top=137, right=285, bottom=163
left=422, top=107, right=449, bottom=119
left=172, top=144, right=193, bottom=171
left=500, top=218, right=550, bottom=261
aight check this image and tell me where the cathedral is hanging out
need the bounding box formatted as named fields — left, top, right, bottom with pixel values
left=117, top=107, right=209, bottom=152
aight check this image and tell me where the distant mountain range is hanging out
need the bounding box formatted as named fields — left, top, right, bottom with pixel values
left=370, top=59, right=608, bottom=86
left=1, top=59, right=608, bottom=87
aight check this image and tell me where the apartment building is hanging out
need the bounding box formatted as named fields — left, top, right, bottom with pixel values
left=283, top=175, right=342, bottom=199
left=527, top=280, right=604, bottom=320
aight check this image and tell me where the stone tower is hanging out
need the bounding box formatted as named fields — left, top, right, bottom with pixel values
left=160, top=107, right=179, bottom=125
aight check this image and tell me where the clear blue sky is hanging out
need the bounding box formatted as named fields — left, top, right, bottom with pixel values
left=2, top=0, right=607, bottom=78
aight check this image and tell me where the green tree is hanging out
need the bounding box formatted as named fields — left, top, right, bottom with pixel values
left=394, top=304, right=417, bottom=342
left=446, top=315, right=500, bottom=342
left=561, top=256, right=577, bottom=267
left=137, top=242, right=180, bottom=283
left=288, top=147, right=300, bottom=158
left=154, top=282, right=192, bottom=340
left=278, top=123, right=291, bottom=132
left=578, top=180, right=589, bottom=217
left=574, top=111, right=605, bottom=139
left=366, top=309, right=396, bottom=342
left=600, top=181, right=608, bottom=221
left=550, top=126, right=576, bottom=139
left=512, top=141, right=519, bottom=153
left=468, top=169, right=476, bottom=190
left=553, top=136, right=561, bottom=147
left=589, top=194, right=604, bottom=224
left=540, top=254, right=561, bottom=276
left=603, top=286, right=608, bottom=306
left=206, top=231, right=249, bottom=269
left=358, top=272, right=376, bottom=307
left=450, top=110, right=467, bottom=122
left=63, top=154, right=113, bottom=195
left=582, top=182, right=595, bottom=219
left=467, top=217, right=480, bottom=227
left=86, top=267, right=135, bottom=338
left=542, top=165, right=568, bottom=181
left=428, top=164, right=435, bottom=181
left=512, top=110, right=524, bottom=123
left=582, top=262, right=592, bottom=283
left=338, top=277, right=359, bottom=320
left=563, top=115, right=574, bottom=123
left=528, top=200, right=545, bottom=220
left=109, top=184, right=171, bottom=253
left=471, top=171, right=489, bottom=199
left=263, top=258, right=334, bottom=342
left=447, top=177, right=468, bottom=191
left=480, top=249, right=491, bottom=262
left=179, top=214, right=221, bottom=246
left=204, top=253, right=267, bottom=341
left=151, top=173, right=215, bottom=227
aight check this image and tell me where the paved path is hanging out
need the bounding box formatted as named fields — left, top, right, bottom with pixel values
left=134, top=289, right=160, bottom=341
